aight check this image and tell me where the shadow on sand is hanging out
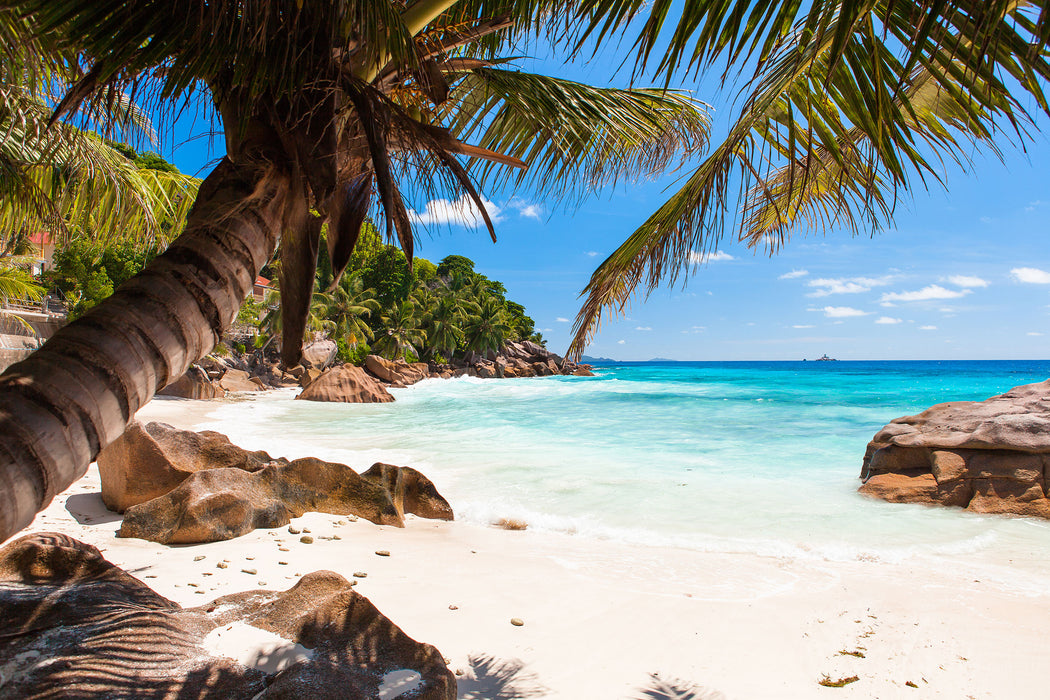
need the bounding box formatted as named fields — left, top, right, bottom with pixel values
left=633, top=672, right=726, bottom=700
left=457, top=653, right=547, bottom=700
left=64, top=492, right=122, bottom=525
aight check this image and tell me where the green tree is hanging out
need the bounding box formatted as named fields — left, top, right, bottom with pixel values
left=373, top=300, right=426, bottom=362
left=315, top=273, right=381, bottom=348
left=46, top=239, right=158, bottom=318
left=463, top=294, right=512, bottom=356
left=436, top=254, right=476, bottom=279
left=359, top=245, right=416, bottom=309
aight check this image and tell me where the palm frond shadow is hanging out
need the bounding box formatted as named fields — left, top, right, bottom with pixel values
left=634, top=672, right=726, bottom=700
left=457, top=653, right=547, bottom=700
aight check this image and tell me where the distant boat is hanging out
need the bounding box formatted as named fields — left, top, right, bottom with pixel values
left=813, top=353, right=837, bottom=362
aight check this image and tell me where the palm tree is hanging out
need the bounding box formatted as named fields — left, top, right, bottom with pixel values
left=0, top=0, right=714, bottom=540
left=463, top=294, right=512, bottom=357
left=0, top=0, right=1044, bottom=543
left=421, top=293, right=467, bottom=360
left=374, top=299, right=427, bottom=361
left=315, top=273, right=381, bottom=348
left=567, top=0, right=1050, bottom=357
left=0, top=9, right=199, bottom=246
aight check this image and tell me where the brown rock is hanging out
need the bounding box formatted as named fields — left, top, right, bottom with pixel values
left=364, top=355, right=427, bottom=386
left=158, top=366, right=224, bottom=399
left=97, top=421, right=286, bottom=513
left=296, top=364, right=394, bottom=403
left=299, top=367, right=323, bottom=388
left=301, top=339, right=338, bottom=370
left=119, top=457, right=406, bottom=544
left=361, top=462, right=455, bottom=521
left=572, top=368, right=595, bottom=377
left=859, top=380, right=1050, bottom=518
left=0, top=533, right=455, bottom=700
left=219, top=367, right=265, bottom=393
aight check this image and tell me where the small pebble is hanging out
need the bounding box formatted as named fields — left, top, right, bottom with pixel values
left=202, top=572, right=213, bottom=577
left=187, top=583, right=198, bottom=587
left=302, top=528, right=311, bottom=534
left=455, top=669, right=464, bottom=677
left=216, top=562, right=228, bottom=569
left=278, top=561, right=288, bottom=565
left=259, top=581, right=267, bottom=586
left=288, top=526, right=301, bottom=535
left=353, top=571, right=367, bottom=578
left=195, top=590, right=205, bottom=595
left=448, top=605, right=458, bottom=611
left=245, top=556, right=254, bottom=561
left=278, top=546, right=289, bottom=551
left=242, top=568, right=257, bottom=575
left=332, top=534, right=341, bottom=540
left=193, top=555, right=205, bottom=562
left=348, top=515, right=358, bottom=522
left=510, top=618, right=524, bottom=627
left=300, top=535, right=314, bottom=544
left=375, top=550, right=390, bottom=557
left=144, top=575, right=157, bottom=579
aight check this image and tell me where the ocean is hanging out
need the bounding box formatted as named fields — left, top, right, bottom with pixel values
left=197, top=360, right=1050, bottom=592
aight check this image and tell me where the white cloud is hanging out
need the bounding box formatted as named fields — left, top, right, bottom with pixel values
left=617, top=339, right=626, bottom=345
left=635, top=326, right=652, bottom=331
left=408, top=195, right=502, bottom=227
left=946, top=275, right=989, bottom=288
left=879, top=285, right=971, bottom=305
left=1028, top=332, right=1044, bottom=337
left=585, top=251, right=599, bottom=257
left=920, top=325, right=938, bottom=330
left=979, top=216, right=992, bottom=224
left=506, top=198, right=542, bottom=220
left=792, top=324, right=815, bottom=329
left=555, top=317, right=570, bottom=323
left=688, top=250, right=735, bottom=264
left=779, top=269, right=809, bottom=280
left=1026, top=200, right=1046, bottom=213
left=1011, top=267, right=1050, bottom=284
left=820, top=306, right=869, bottom=318
left=875, top=316, right=902, bottom=324
left=806, top=275, right=895, bottom=298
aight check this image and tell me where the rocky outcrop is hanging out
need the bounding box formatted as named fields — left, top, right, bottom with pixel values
left=361, top=462, right=455, bottom=521
left=296, top=363, right=395, bottom=403
left=301, top=339, right=338, bottom=370
left=859, top=380, right=1050, bottom=518
left=0, top=532, right=455, bottom=700
left=159, top=366, right=225, bottom=399
left=118, top=457, right=453, bottom=544
left=364, top=355, right=428, bottom=386
left=97, top=421, right=287, bottom=513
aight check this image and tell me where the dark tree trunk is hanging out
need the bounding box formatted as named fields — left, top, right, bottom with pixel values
left=0, top=158, right=289, bottom=541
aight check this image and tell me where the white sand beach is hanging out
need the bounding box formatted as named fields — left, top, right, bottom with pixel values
left=10, top=395, right=1049, bottom=700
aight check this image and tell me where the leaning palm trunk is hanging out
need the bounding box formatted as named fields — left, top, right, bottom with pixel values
left=0, top=159, right=288, bottom=541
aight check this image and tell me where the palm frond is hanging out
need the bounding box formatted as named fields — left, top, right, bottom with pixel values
left=439, top=68, right=711, bottom=204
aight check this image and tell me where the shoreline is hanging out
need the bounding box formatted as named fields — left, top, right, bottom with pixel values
left=9, top=394, right=1050, bottom=698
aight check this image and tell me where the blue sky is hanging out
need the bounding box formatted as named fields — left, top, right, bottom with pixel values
left=163, top=40, right=1050, bottom=362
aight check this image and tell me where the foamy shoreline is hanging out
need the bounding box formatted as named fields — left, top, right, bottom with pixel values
left=9, top=394, right=1050, bottom=699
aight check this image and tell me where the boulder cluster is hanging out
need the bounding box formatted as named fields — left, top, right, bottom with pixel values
left=859, top=380, right=1050, bottom=519
left=97, top=421, right=453, bottom=544
left=0, top=532, right=455, bottom=699
left=161, top=338, right=594, bottom=401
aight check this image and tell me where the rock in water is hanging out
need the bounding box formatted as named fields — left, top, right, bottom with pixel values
left=361, top=463, right=455, bottom=521
left=364, top=355, right=428, bottom=386
left=0, top=533, right=455, bottom=700
left=119, top=457, right=415, bottom=544
left=301, top=339, right=338, bottom=370
left=97, top=421, right=288, bottom=513
left=859, top=380, right=1050, bottom=518
left=296, top=364, right=395, bottom=403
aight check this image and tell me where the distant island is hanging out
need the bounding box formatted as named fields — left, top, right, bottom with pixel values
left=581, top=354, right=621, bottom=364
left=805, top=354, right=838, bottom=362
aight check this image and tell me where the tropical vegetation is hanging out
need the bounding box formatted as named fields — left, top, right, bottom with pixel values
left=0, top=0, right=1047, bottom=546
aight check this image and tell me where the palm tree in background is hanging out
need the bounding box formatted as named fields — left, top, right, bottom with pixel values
left=374, top=299, right=427, bottom=361
left=421, top=293, right=467, bottom=360
left=315, top=272, right=381, bottom=349
left=463, top=294, right=511, bottom=356
left=0, top=0, right=1046, bottom=544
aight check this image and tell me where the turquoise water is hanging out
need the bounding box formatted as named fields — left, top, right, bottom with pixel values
left=199, top=360, right=1050, bottom=589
